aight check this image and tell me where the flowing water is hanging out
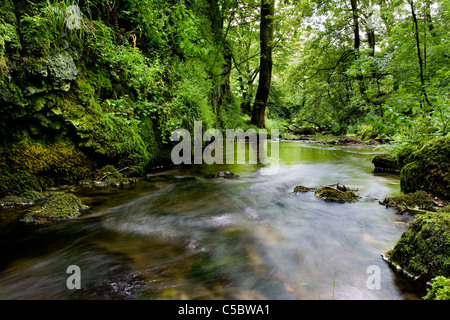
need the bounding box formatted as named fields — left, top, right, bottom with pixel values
left=0, top=140, right=426, bottom=300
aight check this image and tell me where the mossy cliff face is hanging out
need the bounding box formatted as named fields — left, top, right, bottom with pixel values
left=0, top=0, right=183, bottom=196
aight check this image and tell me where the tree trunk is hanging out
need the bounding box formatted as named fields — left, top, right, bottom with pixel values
left=350, top=0, right=366, bottom=97
left=408, top=0, right=432, bottom=107
left=208, top=0, right=233, bottom=116
left=251, top=0, right=275, bottom=128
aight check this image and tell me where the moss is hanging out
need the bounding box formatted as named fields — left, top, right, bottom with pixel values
left=385, top=212, right=450, bottom=279
left=22, top=192, right=87, bottom=224
left=399, top=136, right=450, bottom=199
left=71, top=110, right=150, bottom=172
left=0, top=190, right=44, bottom=208
left=384, top=191, right=435, bottom=213
left=423, top=276, right=450, bottom=300
left=0, top=142, right=95, bottom=197
left=19, top=15, right=53, bottom=57
left=92, top=165, right=139, bottom=187
left=372, top=153, right=399, bottom=173
left=315, top=186, right=359, bottom=203
left=294, top=185, right=312, bottom=193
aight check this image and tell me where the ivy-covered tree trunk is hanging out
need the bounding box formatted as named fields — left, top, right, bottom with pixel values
left=251, top=0, right=275, bottom=128
left=208, top=0, right=233, bottom=116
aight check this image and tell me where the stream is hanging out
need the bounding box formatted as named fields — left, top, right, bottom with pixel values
left=0, top=139, right=426, bottom=300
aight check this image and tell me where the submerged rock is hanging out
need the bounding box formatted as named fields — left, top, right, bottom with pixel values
left=314, top=185, right=359, bottom=203
left=22, top=192, right=87, bottom=224
left=205, top=171, right=239, bottom=179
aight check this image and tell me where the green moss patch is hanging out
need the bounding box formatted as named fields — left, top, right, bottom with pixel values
left=423, top=276, right=450, bottom=300
left=22, top=192, right=87, bottom=224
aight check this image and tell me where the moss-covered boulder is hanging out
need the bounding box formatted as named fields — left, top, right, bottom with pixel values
left=372, top=153, right=399, bottom=173
left=294, top=185, right=312, bottom=193
left=384, top=212, right=450, bottom=280
left=22, top=192, right=87, bottom=224
left=315, top=185, right=359, bottom=203
left=423, top=276, right=450, bottom=300
left=399, top=136, right=450, bottom=199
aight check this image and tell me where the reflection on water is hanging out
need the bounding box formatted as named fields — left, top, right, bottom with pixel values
left=0, top=141, right=426, bottom=299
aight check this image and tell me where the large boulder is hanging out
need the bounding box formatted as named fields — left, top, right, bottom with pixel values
left=400, top=137, right=449, bottom=199
left=384, top=211, right=450, bottom=280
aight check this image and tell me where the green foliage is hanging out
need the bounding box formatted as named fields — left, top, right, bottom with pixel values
left=423, top=276, right=450, bottom=300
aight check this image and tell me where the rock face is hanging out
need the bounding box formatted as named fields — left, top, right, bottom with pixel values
left=22, top=192, right=87, bottom=224
left=384, top=211, right=450, bottom=280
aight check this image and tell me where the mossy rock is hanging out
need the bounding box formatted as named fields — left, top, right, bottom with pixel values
left=205, top=171, right=239, bottom=179
left=399, top=136, right=450, bottom=199
left=294, top=185, right=312, bottom=193
left=22, top=192, right=87, bottom=224
left=93, top=165, right=139, bottom=187
left=315, top=186, right=359, bottom=203
left=0, top=190, right=43, bottom=208
left=0, top=142, right=95, bottom=197
left=384, top=211, right=450, bottom=280
left=423, top=276, right=450, bottom=300
left=372, top=153, right=399, bottom=173
left=383, top=191, right=435, bottom=213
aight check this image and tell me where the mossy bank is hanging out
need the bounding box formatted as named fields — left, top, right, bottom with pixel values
left=0, top=0, right=231, bottom=197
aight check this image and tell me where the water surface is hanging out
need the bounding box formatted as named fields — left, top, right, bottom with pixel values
left=0, top=140, right=425, bottom=299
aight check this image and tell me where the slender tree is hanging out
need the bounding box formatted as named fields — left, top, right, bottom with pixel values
left=251, top=0, right=275, bottom=128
